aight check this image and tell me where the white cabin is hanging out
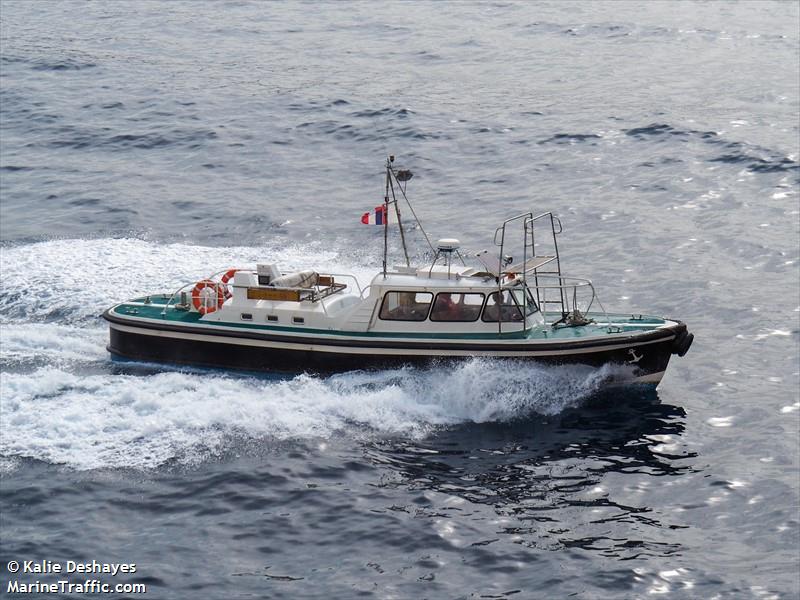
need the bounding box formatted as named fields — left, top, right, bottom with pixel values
left=198, top=263, right=544, bottom=335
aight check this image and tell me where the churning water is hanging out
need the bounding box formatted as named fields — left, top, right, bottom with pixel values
left=1, top=1, right=798, bottom=598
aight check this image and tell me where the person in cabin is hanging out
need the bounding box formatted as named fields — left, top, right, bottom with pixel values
left=483, top=291, right=523, bottom=322
left=431, top=293, right=460, bottom=321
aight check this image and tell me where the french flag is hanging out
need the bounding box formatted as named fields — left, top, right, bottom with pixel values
left=361, top=205, right=388, bottom=225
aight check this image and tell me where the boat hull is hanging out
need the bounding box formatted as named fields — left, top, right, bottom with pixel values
left=106, top=315, right=684, bottom=385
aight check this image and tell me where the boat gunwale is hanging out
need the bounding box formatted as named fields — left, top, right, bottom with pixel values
left=103, top=306, right=684, bottom=352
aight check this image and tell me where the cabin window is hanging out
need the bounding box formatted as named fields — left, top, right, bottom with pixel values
left=511, top=288, right=539, bottom=316
left=267, top=315, right=278, bottom=322
left=379, top=291, right=433, bottom=321
left=240, top=313, right=253, bottom=321
left=481, top=291, right=524, bottom=322
left=292, top=316, right=305, bottom=324
left=430, top=293, right=485, bottom=322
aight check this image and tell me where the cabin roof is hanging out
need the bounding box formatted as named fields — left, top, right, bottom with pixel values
left=372, top=266, right=499, bottom=291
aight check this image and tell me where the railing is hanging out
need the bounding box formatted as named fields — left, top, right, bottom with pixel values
left=326, top=273, right=363, bottom=296
left=162, top=269, right=231, bottom=316
left=160, top=268, right=357, bottom=317
left=517, top=275, right=611, bottom=328
left=492, top=211, right=565, bottom=334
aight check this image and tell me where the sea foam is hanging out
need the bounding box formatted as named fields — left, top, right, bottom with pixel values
left=0, top=237, right=377, bottom=324
left=0, top=360, right=612, bottom=471
left=1, top=238, right=612, bottom=471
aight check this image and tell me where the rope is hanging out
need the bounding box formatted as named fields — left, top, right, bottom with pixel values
left=389, top=166, right=435, bottom=255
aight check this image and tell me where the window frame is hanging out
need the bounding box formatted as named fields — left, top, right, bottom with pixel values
left=378, top=291, right=434, bottom=322
left=511, top=287, right=540, bottom=316
left=429, top=292, right=486, bottom=323
left=481, top=290, right=525, bottom=323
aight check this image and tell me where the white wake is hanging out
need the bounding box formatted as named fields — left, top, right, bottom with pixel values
left=1, top=237, right=613, bottom=471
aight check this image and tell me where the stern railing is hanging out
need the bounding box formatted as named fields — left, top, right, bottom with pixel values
left=160, top=269, right=357, bottom=317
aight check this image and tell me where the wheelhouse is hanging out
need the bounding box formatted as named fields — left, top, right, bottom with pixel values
left=366, top=265, right=546, bottom=335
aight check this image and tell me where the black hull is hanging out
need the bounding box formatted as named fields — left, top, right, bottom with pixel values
left=107, top=324, right=682, bottom=383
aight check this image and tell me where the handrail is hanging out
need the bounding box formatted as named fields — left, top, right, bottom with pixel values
left=527, top=211, right=562, bottom=231
left=162, top=281, right=200, bottom=316
left=493, top=212, right=533, bottom=246
left=163, top=268, right=239, bottom=316
left=161, top=268, right=361, bottom=316
left=325, top=273, right=363, bottom=295
left=493, top=212, right=534, bottom=335
left=493, top=210, right=569, bottom=335
left=512, top=274, right=611, bottom=327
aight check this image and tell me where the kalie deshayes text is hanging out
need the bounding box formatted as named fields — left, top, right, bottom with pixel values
left=17, top=559, right=136, bottom=576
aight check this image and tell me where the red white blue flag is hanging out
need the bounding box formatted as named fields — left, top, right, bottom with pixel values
left=361, top=205, right=388, bottom=225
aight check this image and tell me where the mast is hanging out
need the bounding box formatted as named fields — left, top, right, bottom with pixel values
left=388, top=173, right=410, bottom=267
left=380, top=155, right=434, bottom=275
left=382, top=157, right=390, bottom=277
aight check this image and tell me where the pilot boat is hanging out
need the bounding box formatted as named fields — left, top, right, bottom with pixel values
left=103, top=157, right=693, bottom=385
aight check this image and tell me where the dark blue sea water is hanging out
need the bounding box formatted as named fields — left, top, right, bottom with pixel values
left=1, top=1, right=798, bottom=598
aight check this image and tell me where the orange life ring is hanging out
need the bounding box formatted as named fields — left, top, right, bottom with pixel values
left=220, top=269, right=238, bottom=299
left=191, top=279, right=225, bottom=315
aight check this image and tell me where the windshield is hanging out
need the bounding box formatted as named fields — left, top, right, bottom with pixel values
left=512, top=287, right=539, bottom=316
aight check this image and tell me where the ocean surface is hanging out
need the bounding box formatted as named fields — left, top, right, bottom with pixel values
left=1, top=1, right=798, bottom=598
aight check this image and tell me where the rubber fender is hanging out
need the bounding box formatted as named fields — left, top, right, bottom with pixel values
left=671, top=330, right=694, bottom=357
